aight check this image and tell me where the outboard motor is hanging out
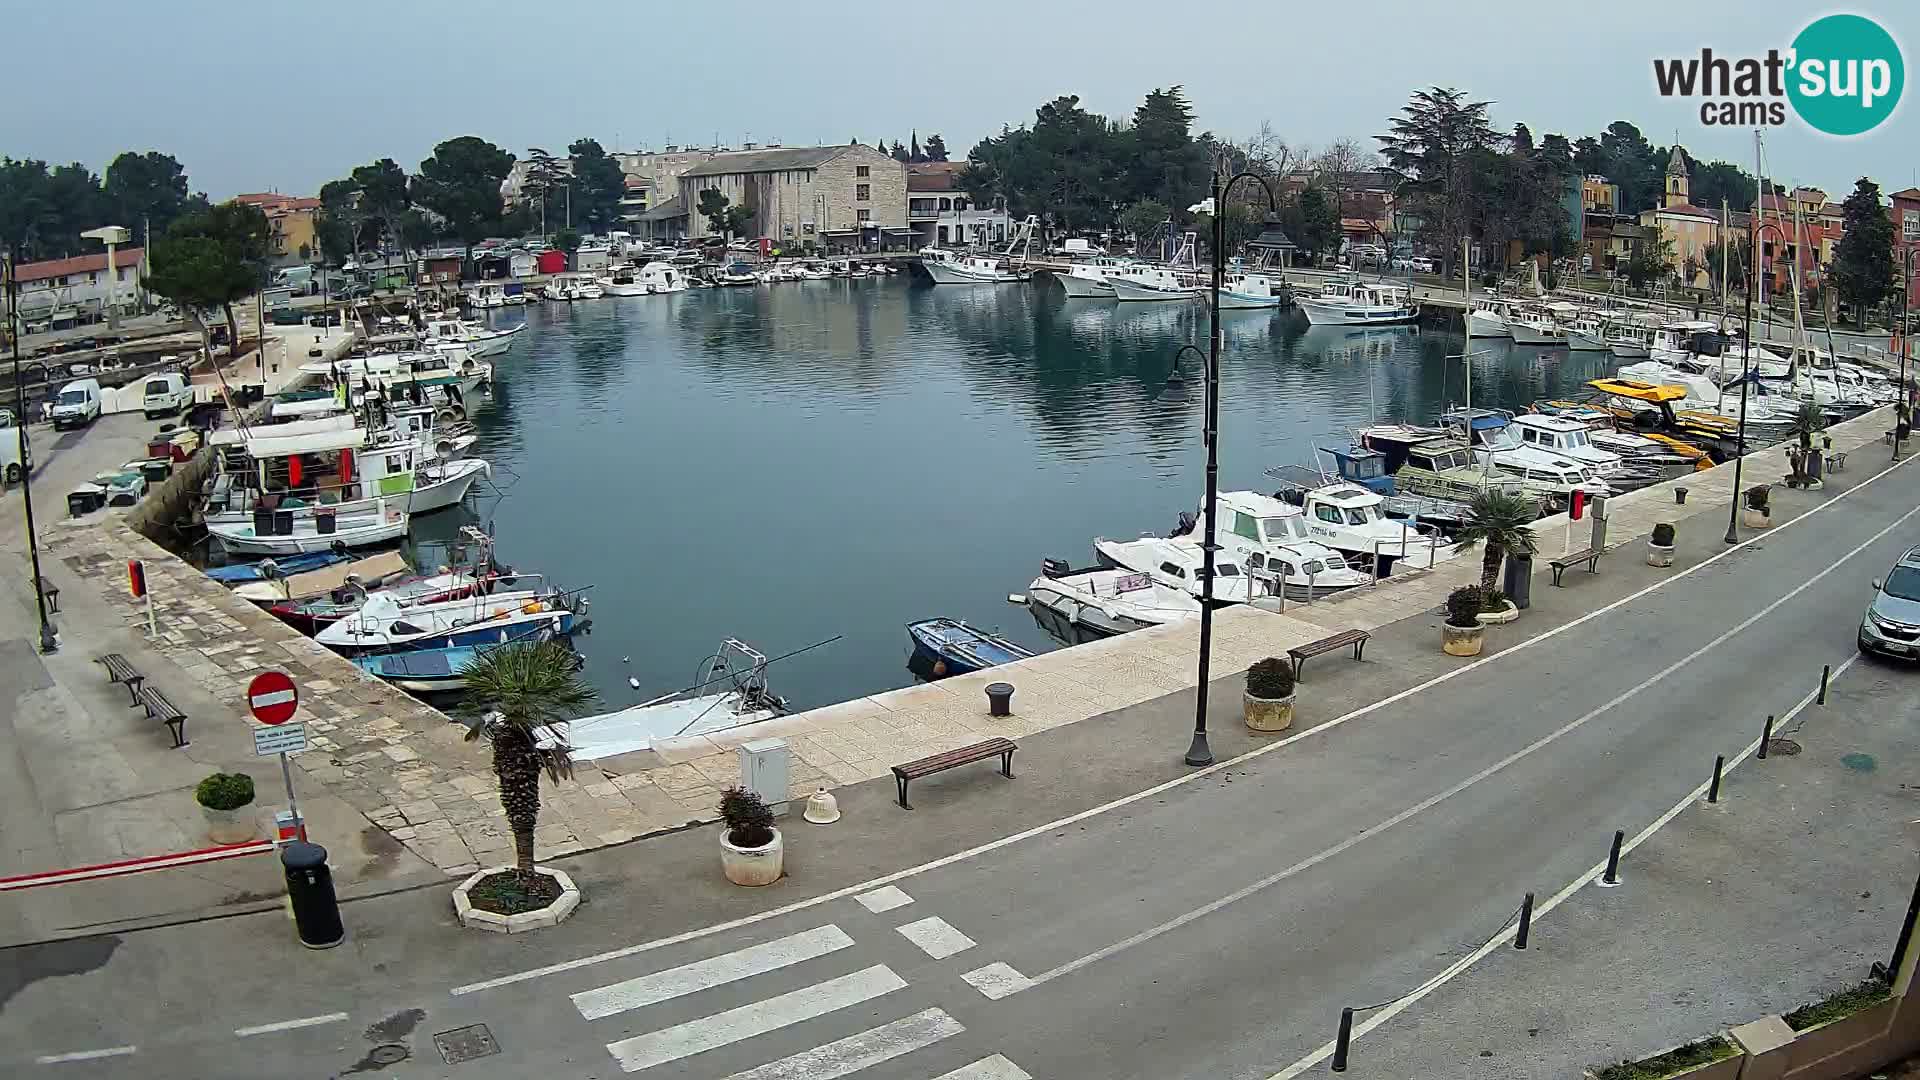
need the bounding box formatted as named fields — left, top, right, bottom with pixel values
left=1171, top=511, right=1197, bottom=537
left=1041, top=557, right=1072, bottom=579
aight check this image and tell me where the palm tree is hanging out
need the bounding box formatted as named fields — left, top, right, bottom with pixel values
left=1791, top=399, right=1825, bottom=451
left=1455, top=489, right=1540, bottom=591
left=460, top=640, right=598, bottom=878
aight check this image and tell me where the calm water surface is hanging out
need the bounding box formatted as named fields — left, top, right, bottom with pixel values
left=418, top=280, right=1616, bottom=711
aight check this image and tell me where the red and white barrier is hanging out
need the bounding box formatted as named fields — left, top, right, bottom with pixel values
left=0, top=840, right=277, bottom=892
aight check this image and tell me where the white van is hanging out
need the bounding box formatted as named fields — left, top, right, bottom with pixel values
left=141, top=372, right=193, bottom=418
left=50, top=378, right=102, bottom=430
left=0, top=421, right=30, bottom=483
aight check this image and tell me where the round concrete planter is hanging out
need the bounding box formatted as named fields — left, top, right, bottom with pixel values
left=1243, top=690, right=1296, bottom=733
left=1646, top=542, right=1675, bottom=567
left=202, top=804, right=256, bottom=845
left=1442, top=622, right=1485, bottom=656
left=1476, top=600, right=1520, bottom=625
left=721, top=827, right=784, bottom=887
left=452, top=866, right=581, bottom=933
left=1742, top=507, right=1771, bottom=529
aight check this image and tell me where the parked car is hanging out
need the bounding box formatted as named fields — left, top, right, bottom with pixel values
left=50, top=378, right=102, bottom=430
left=1860, top=546, right=1920, bottom=659
left=308, top=311, right=343, bottom=327
left=1412, top=256, right=1434, bottom=273
left=141, top=372, right=194, bottom=418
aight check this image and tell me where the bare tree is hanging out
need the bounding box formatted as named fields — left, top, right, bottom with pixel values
left=1310, top=137, right=1380, bottom=222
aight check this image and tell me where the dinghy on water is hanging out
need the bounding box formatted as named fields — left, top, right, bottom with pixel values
left=907, top=618, right=1033, bottom=679
left=540, top=640, right=789, bottom=762
left=206, top=549, right=353, bottom=583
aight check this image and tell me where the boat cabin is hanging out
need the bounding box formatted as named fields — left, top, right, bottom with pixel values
left=1510, top=414, right=1623, bottom=476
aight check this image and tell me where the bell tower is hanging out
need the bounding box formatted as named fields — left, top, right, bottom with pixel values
left=1664, top=146, right=1691, bottom=208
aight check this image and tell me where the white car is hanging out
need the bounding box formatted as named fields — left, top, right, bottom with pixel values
left=141, top=372, right=194, bottom=418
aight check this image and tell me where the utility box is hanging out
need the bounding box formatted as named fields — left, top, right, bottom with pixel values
left=1503, top=553, right=1533, bottom=610
left=1589, top=494, right=1609, bottom=552
left=738, top=738, right=791, bottom=817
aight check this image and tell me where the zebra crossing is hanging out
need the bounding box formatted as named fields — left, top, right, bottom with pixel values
left=566, top=888, right=1033, bottom=1077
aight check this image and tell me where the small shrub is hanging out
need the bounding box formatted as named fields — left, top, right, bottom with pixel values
left=1592, top=1035, right=1737, bottom=1080
left=1484, top=589, right=1511, bottom=608
left=1746, top=484, right=1770, bottom=511
left=195, top=772, right=255, bottom=811
left=1783, top=974, right=1891, bottom=1030
left=1651, top=522, right=1675, bottom=547
left=719, top=786, right=776, bottom=848
left=1445, top=586, right=1486, bottom=628
left=1246, top=657, right=1296, bottom=699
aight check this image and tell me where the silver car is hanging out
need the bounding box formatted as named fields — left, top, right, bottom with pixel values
left=1859, top=547, right=1920, bottom=659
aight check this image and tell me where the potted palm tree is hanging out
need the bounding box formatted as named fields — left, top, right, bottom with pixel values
left=1456, top=489, right=1538, bottom=621
left=195, top=772, right=256, bottom=844
left=1443, top=586, right=1487, bottom=655
left=719, top=787, right=783, bottom=886
left=1244, top=657, right=1296, bottom=733
left=1743, top=484, right=1771, bottom=529
left=453, top=639, right=597, bottom=930
left=1647, top=522, right=1676, bottom=567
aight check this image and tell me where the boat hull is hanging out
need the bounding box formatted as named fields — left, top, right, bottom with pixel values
left=202, top=459, right=488, bottom=527
left=1215, top=289, right=1286, bottom=310
left=1607, top=342, right=1651, bottom=359
left=1566, top=330, right=1610, bottom=351
left=1508, top=325, right=1565, bottom=346
left=1055, top=273, right=1116, bottom=298
left=1109, top=277, right=1201, bottom=302
left=1298, top=300, right=1420, bottom=326
left=921, top=260, right=1024, bottom=285
left=1466, top=313, right=1511, bottom=338
left=210, top=516, right=408, bottom=556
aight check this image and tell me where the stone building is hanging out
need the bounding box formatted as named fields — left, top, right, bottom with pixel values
left=906, top=162, right=1010, bottom=250
left=676, top=144, right=909, bottom=250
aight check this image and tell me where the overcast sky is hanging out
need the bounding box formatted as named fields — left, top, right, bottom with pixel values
left=10, top=1, right=1912, bottom=199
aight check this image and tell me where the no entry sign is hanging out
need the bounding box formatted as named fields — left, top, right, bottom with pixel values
left=247, top=671, right=299, bottom=725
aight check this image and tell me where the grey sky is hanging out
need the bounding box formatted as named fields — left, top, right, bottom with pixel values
left=10, top=1, right=1913, bottom=200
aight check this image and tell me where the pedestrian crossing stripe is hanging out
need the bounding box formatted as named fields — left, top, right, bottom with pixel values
left=719, top=1007, right=962, bottom=1080
left=605, top=964, right=906, bottom=1073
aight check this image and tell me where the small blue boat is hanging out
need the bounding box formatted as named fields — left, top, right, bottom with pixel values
left=907, top=618, right=1034, bottom=680
left=353, top=627, right=578, bottom=693
left=207, top=550, right=354, bottom=584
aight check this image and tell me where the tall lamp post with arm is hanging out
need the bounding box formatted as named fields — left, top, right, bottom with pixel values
left=1184, top=167, right=1281, bottom=767
left=2, top=250, right=59, bottom=652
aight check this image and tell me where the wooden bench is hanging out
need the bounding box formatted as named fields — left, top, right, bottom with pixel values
left=135, top=685, right=189, bottom=748
left=1288, top=629, right=1371, bottom=679
left=892, top=738, right=1016, bottom=810
left=1549, top=548, right=1602, bottom=586
left=95, top=652, right=145, bottom=705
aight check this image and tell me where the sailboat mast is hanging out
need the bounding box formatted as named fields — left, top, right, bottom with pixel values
left=1463, top=236, right=1472, bottom=420
left=1719, top=198, right=1730, bottom=410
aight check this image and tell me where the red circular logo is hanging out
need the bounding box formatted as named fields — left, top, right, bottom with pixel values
left=247, top=671, right=299, bottom=725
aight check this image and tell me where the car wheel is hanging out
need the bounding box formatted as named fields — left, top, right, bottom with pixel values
left=4, top=465, right=18, bottom=484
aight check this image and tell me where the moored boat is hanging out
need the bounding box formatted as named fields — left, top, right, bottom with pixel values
left=907, top=618, right=1033, bottom=678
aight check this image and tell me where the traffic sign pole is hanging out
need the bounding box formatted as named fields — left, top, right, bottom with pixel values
left=279, top=750, right=306, bottom=842
left=247, top=672, right=306, bottom=842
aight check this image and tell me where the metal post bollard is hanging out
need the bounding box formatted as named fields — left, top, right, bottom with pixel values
left=282, top=841, right=344, bottom=949
left=1331, top=1007, right=1354, bottom=1072
left=1600, top=829, right=1625, bottom=887
left=1707, top=754, right=1724, bottom=803
left=985, top=682, right=1014, bottom=718
left=1818, top=664, right=1831, bottom=705
left=1675, top=486, right=1688, bottom=505
left=1758, top=714, right=1775, bottom=759
left=1515, top=891, right=1535, bottom=949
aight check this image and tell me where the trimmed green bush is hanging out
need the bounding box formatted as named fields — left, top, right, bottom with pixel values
left=719, top=786, right=775, bottom=848
left=1746, top=484, right=1770, bottom=511
left=1246, top=658, right=1296, bottom=700
left=1652, top=522, right=1675, bottom=546
left=195, top=772, right=255, bottom=811
left=1445, top=586, right=1486, bottom=628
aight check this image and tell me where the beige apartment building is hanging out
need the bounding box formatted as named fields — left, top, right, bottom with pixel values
left=676, top=144, right=910, bottom=249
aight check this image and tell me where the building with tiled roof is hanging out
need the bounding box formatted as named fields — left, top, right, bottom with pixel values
left=9, top=248, right=146, bottom=323
left=675, top=143, right=908, bottom=250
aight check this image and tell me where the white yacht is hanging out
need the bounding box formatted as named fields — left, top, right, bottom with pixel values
left=1506, top=413, right=1624, bottom=480
left=1176, top=490, right=1373, bottom=599
left=1267, top=482, right=1454, bottom=571
left=545, top=273, right=605, bottom=301
left=1091, top=536, right=1257, bottom=604
left=466, top=283, right=507, bottom=309
left=1055, top=257, right=1133, bottom=298
left=1298, top=281, right=1418, bottom=326
left=1024, top=560, right=1200, bottom=643
left=1215, top=272, right=1287, bottom=310
left=1451, top=409, right=1611, bottom=496
left=597, top=268, right=650, bottom=296
left=637, top=261, right=689, bottom=292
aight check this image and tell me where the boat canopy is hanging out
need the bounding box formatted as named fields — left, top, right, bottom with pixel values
left=208, top=414, right=354, bottom=447
left=245, top=427, right=368, bottom=459
left=1588, top=379, right=1689, bottom=403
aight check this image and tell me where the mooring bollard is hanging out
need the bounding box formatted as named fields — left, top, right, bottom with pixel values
left=1818, top=664, right=1831, bottom=705
left=1707, top=754, right=1725, bottom=803
left=985, top=681, right=1015, bottom=718
left=1331, top=1007, right=1354, bottom=1072
left=1515, top=892, right=1535, bottom=950
left=1758, top=714, right=1775, bottom=759
left=1675, top=486, right=1688, bottom=505
left=1600, top=829, right=1625, bottom=887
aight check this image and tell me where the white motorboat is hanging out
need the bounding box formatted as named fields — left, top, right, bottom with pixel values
left=209, top=499, right=409, bottom=556
left=422, top=318, right=523, bottom=358
left=1505, top=305, right=1566, bottom=346
left=597, top=269, right=650, bottom=296
left=637, top=261, right=689, bottom=292
left=1174, top=491, right=1373, bottom=598
left=1109, top=266, right=1206, bottom=302
left=1449, top=408, right=1611, bottom=497
left=1023, top=560, right=1200, bottom=643
left=1257, top=478, right=1453, bottom=571
left=1467, top=298, right=1514, bottom=338
left=466, top=284, right=507, bottom=309
left=541, top=640, right=786, bottom=761
left=1649, top=321, right=1722, bottom=366
left=1606, top=322, right=1655, bottom=359
left=1564, top=314, right=1612, bottom=352
left=1298, top=281, right=1418, bottom=326
left=712, top=262, right=758, bottom=287
left=200, top=424, right=489, bottom=526
left=1617, top=361, right=1798, bottom=426
left=922, top=252, right=1028, bottom=284
left=545, top=272, right=605, bottom=301
left=1055, top=257, right=1133, bottom=298
left=1215, top=272, right=1287, bottom=310
left=1091, top=537, right=1257, bottom=604
left=315, top=581, right=584, bottom=651
left=1506, top=413, right=1626, bottom=480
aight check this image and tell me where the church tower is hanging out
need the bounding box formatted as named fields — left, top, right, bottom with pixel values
left=1664, top=146, right=1691, bottom=208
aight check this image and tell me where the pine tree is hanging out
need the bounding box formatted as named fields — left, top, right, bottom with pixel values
left=1831, top=177, right=1896, bottom=329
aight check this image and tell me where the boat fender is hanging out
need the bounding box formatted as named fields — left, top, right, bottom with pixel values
left=522, top=601, right=544, bottom=614
left=932, top=659, right=948, bottom=677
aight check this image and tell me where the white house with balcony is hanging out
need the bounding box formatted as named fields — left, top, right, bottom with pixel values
left=906, top=163, right=1009, bottom=250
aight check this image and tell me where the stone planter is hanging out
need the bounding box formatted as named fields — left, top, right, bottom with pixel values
left=1243, top=690, right=1295, bottom=733
left=1442, top=622, right=1485, bottom=656
left=1646, top=542, right=1675, bottom=567
left=721, top=827, right=784, bottom=886
left=1742, top=506, right=1771, bottom=529
left=1476, top=600, right=1519, bottom=625
left=202, top=803, right=256, bottom=845
left=452, top=866, right=581, bottom=933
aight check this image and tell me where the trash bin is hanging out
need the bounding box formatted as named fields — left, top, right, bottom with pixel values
left=1675, top=487, right=1688, bottom=505
left=281, top=841, right=344, bottom=949
left=140, top=459, right=171, bottom=485
left=1502, top=553, right=1533, bottom=611
left=253, top=506, right=274, bottom=535
left=315, top=507, right=337, bottom=535
left=273, top=509, right=295, bottom=536
left=68, top=486, right=104, bottom=517
left=985, top=681, right=1015, bottom=717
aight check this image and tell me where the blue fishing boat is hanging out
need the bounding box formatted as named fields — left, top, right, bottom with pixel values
left=906, top=618, right=1033, bottom=680
left=206, top=550, right=353, bottom=584
left=352, top=628, right=576, bottom=693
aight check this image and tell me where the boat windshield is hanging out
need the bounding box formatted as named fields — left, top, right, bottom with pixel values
left=1885, top=566, right=1920, bottom=602
left=1344, top=507, right=1374, bottom=525
left=1563, top=429, right=1590, bottom=449
left=1215, top=564, right=1241, bottom=577
left=1261, top=517, right=1307, bottom=542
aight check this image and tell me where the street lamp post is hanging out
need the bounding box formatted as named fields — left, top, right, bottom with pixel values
left=3, top=252, right=59, bottom=652
left=1894, top=248, right=1918, bottom=463
left=1185, top=168, right=1281, bottom=768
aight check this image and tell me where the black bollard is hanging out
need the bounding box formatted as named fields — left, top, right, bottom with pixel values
left=1515, top=892, right=1535, bottom=950
left=1601, top=829, right=1625, bottom=886
left=1758, top=715, right=1775, bottom=759
left=1818, top=664, right=1831, bottom=705
left=282, top=841, right=344, bottom=949
left=985, top=681, right=1015, bottom=718
left=1707, top=755, right=1724, bottom=803
left=1331, top=1008, right=1354, bottom=1072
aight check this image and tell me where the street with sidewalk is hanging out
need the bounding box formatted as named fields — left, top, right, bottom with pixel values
left=0, top=401, right=1913, bottom=1077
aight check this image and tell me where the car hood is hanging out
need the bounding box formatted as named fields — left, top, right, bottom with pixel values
left=1870, top=591, right=1920, bottom=627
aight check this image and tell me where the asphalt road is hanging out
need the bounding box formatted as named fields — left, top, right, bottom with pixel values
left=4, top=456, right=1918, bottom=1079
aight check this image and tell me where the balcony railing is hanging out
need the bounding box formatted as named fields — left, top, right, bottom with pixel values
left=909, top=207, right=940, bottom=218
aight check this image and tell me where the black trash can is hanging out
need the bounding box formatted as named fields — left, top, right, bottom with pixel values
left=315, top=507, right=337, bottom=535
left=140, top=459, right=171, bottom=485
left=253, top=506, right=274, bottom=535
left=985, top=681, right=1015, bottom=718
left=273, top=509, right=295, bottom=536
left=1502, top=553, right=1533, bottom=611
left=68, top=487, right=102, bottom=517
left=281, top=841, right=344, bottom=949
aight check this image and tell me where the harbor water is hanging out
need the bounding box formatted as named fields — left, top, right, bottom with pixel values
left=421, top=279, right=1619, bottom=711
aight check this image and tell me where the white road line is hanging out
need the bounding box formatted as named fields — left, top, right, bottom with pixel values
left=573, top=925, right=855, bottom=1021
left=34, top=1046, right=137, bottom=1064
left=449, top=449, right=1914, bottom=998
left=720, top=1007, right=963, bottom=1080
left=895, top=915, right=978, bottom=960
left=933, top=1055, right=1036, bottom=1080
left=233, top=1012, right=349, bottom=1037
left=855, top=885, right=915, bottom=913
left=960, top=962, right=1033, bottom=1000
left=605, top=964, right=907, bottom=1073
left=1266, top=655, right=1862, bottom=1079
